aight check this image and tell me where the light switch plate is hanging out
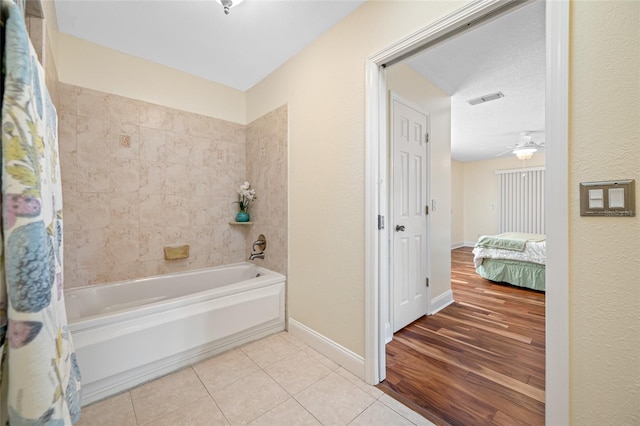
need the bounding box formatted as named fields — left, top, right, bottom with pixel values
left=580, top=179, right=635, bottom=217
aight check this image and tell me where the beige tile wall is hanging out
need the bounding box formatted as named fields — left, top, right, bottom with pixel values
left=246, top=105, right=288, bottom=276
left=58, top=83, right=254, bottom=287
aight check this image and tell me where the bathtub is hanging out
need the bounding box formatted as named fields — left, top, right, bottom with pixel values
left=65, top=262, right=285, bottom=406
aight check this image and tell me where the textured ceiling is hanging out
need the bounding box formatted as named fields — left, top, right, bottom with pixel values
left=407, top=1, right=546, bottom=162
left=54, top=0, right=365, bottom=91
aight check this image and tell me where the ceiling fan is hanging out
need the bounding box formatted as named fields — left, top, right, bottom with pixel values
left=497, top=131, right=545, bottom=160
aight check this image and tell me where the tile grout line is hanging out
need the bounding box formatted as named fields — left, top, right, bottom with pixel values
left=129, top=391, right=142, bottom=426
left=258, top=348, right=333, bottom=425
left=190, top=365, right=234, bottom=426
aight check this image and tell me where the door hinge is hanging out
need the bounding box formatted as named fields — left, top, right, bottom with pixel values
left=426, top=277, right=430, bottom=287
left=377, top=215, right=385, bottom=230
left=425, top=133, right=429, bottom=143
left=425, top=205, right=429, bottom=215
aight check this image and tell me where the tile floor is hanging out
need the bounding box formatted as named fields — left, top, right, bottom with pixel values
left=76, top=332, right=434, bottom=426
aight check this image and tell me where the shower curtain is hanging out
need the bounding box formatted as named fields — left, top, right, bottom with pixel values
left=0, top=0, right=81, bottom=424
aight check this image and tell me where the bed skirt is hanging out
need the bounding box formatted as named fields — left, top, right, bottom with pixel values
left=476, top=258, right=545, bottom=291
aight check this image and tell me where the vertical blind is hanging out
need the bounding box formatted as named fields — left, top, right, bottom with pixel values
left=497, top=167, right=546, bottom=234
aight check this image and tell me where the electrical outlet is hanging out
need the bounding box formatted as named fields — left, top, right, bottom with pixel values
left=120, top=134, right=132, bottom=148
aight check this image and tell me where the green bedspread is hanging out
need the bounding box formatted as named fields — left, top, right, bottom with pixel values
left=476, top=258, right=545, bottom=291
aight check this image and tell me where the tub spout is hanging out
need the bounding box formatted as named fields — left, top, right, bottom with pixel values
left=249, top=252, right=265, bottom=261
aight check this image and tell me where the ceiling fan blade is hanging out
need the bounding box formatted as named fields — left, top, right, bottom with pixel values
left=496, top=148, right=513, bottom=157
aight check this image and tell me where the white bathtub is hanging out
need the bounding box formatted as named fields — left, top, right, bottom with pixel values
left=65, top=262, right=285, bottom=405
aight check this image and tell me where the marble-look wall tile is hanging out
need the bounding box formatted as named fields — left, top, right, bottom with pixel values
left=108, top=97, right=140, bottom=125
left=77, top=116, right=110, bottom=157
left=58, top=84, right=78, bottom=116
left=77, top=91, right=109, bottom=120
left=77, top=152, right=112, bottom=193
left=110, top=123, right=140, bottom=159
left=140, top=104, right=171, bottom=130
left=140, top=127, right=166, bottom=162
left=58, top=113, right=77, bottom=153
left=59, top=151, right=78, bottom=195
left=246, top=105, right=288, bottom=276
left=59, top=83, right=250, bottom=287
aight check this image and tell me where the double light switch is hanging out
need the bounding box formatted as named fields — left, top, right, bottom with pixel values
left=580, top=180, right=635, bottom=217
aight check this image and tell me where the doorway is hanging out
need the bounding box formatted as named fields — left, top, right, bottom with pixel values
left=363, top=1, right=570, bottom=424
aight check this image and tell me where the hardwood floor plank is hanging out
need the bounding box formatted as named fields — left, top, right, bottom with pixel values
left=378, top=247, right=545, bottom=426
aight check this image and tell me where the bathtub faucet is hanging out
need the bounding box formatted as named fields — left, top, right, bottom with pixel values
left=250, top=234, right=266, bottom=261
left=249, top=251, right=265, bottom=261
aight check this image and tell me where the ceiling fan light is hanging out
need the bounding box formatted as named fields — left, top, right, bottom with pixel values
left=513, top=147, right=537, bottom=160
left=216, top=0, right=244, bottom=15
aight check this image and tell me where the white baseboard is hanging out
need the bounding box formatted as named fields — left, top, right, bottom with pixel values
left=429, top=290, right=454, bottom=315
left=384, top=322, right=392, bottom=344
left=464, top=240, right=476, bottom=247
left=288, top=318, right=365, bottom=380
left=451, top=241, right=464, bottom=250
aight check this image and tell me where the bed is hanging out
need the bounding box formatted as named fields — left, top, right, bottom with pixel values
left=472, top=232, right=546, bottom=291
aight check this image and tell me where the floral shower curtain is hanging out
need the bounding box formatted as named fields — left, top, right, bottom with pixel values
left=0, top=0, right=81, bottom=424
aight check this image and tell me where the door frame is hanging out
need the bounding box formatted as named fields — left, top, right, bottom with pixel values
left=363, top=1, right=570, bottom=424
left=388, top=92, right=430, bottom=339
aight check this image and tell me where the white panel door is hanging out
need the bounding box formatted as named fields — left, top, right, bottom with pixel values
left=392, top=98, right=428, bottom=333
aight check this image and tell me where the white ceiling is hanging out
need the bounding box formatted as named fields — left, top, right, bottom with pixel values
left=54, top=0, right=544, bottom=163
left=54, top=0, right=365, bottom=91
left=406, top=1, right=546, bottom=162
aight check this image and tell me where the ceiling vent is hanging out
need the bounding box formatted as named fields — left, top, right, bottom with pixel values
left=468, top=91, right=505, bottom=106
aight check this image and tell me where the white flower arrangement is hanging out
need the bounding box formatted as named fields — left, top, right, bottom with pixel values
left=234, top=181, right=256, bottom=212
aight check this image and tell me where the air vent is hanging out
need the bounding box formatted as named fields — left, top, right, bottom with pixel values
left=468, top=91, right=504, bottom=106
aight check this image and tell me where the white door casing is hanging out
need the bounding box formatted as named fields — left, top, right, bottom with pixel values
left=391, top=97, right=429, bottom=333
left=365, top=2, right=569, bottom=423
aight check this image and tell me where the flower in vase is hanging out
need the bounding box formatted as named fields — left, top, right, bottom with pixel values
left=234, top=181, right=256, bottom=212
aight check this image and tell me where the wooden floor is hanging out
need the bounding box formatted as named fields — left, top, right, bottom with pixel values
left=377, top=247, right=545, bottom=426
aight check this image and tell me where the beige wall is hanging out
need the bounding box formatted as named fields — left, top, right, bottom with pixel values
left=57, top=34, right=246, bottom=124
left=247, top=1, right=464, bottom=356
left=451, top=160, right=464, bottom=247
left=386, top=63, right=452, bottom=300
left=246, top=105, right=288, bottom=276
left=58, top=83, right=248, bottom=287
left=462, top=154, right=545, bottom=244
left=570, top=2, right=639, bottom=424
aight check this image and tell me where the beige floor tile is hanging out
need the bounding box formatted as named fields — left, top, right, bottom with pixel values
left=143, top=396, right=229, bottom=426
left=265, top=350, right=332, bottom=395
left=303, top=346, right=340, bottom=371
left=295, top=372, right=376, bottom=425
left=76, top=392, right=137, bottom=426
left=248, top=398, right=321, bottom=426
left=336, top=367, right=384, bottom=399
left=349, top=401, right=415, bottom=426
left=193, top=348, right=261, bottom=392
left=211, top=370, right=290, bottom=424
left=241, top=333, right=301, bottom=368
left=278, top=331, right=307, bottom=348
left=378, top=395, right=436, bottom=426
left=130, top=367, right=209, bottom=425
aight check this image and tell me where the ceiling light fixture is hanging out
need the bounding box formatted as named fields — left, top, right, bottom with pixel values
left=216, top=0, right=243, bottom=15
left=467, top=91, right=505, bottom=106
left=513, top=147, right=537, bottom=160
